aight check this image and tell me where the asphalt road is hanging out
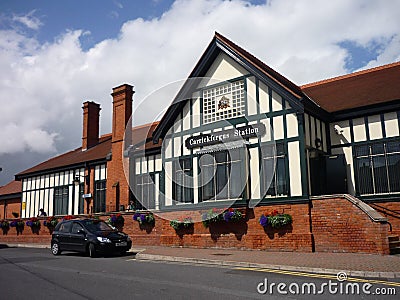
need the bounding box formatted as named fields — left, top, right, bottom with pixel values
left=0, top=247, right=399, bottom=300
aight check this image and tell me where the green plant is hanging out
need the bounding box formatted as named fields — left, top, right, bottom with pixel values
left=107, top=213, right=124, bottom=226
left=0, top=220, right=10, bottom=229
left=170, top=217, right=193, bottom=230
left=223, top=208, right=243, bottom=222
left=269, top=214, right=292, bottom=228
left=133, top=212, right=155, bottom=225
left=260, top=210, right=292, bottom=229
left=26, top=217, right=41, bottom=227
left=201, top=208, right=223, bottom=228
left=10, top=219, right=24, bottom=228
left=44, top=216, right=59, bottom=228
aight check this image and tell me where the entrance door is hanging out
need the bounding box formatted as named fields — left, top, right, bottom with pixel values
left=325, top=154, right=347, bottom=194
left=309, top=150, right=326, bottom=196
left=308, top=151, right=347, bottom=195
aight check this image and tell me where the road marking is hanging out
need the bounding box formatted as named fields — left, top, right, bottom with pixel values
left=234, top=267, right=400, bottom=287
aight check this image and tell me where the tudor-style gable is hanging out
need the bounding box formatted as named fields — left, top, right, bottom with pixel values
left=203, top=52, right=249, bottom=85
left=141, top=32, right=310, bottom=212
left=153, top=32, right=310, bottom=143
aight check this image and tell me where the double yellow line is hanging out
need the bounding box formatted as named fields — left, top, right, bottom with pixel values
left=234, top=267, right=400, bottom=288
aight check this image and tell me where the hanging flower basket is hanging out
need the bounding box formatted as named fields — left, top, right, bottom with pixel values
left=0, top=220, right=10, bottom=229
left=133, top=212, right=155, bottom=225
left=202, top=208, right=224, bottom=228
left=222, top=208, right=243, bottom=222
left=170, top=216, right=193, bottom=230
left=107, top=213, right=125, bottom=227
left=202, top=208, right=244, bottom=228
left=26, top=217, right=41, bottom=228
left=259, top=210, right=292, bottom=229
left=43, top=216, right=59, bottom=228
left=10, top=219, right=25, bottom=229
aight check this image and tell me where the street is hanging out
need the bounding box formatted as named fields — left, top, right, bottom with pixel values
left=0, top=247, right=398, bottom=300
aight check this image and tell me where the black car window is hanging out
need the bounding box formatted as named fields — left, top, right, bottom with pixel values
left=83, top=220, right=113, bottom=232
left=58, top=221, right=72, bottom=233
left=71, top=222, right=84, bottom=234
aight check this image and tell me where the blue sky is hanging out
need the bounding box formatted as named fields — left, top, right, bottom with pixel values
left=0, top=0, right=176, bottom=50
left=0, top=0, right=399, bottom=185
left=0, top=0, right=390, bottom=71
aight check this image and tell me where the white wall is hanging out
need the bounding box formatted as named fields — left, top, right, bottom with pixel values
left=22, top=167, right=87, bottom=218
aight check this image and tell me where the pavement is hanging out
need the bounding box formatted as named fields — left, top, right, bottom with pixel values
left=3, top=243, right=400, bottom=279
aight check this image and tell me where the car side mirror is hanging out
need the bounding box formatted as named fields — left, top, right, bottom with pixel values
left=77, top=229, right=86, bottom=235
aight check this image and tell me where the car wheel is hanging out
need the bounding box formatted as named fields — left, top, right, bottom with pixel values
left=88, top=243, right=97, bottom=258
left=51, top=242, right=61, bottom=256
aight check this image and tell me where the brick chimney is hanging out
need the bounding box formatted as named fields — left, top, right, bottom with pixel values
left=82, top=101, right=101, bottom=151
left=106, top=84, right=134, bottom=212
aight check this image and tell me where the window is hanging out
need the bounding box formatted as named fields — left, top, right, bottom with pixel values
left=173, top=158, right=194, bottom=203
left=203, top=80, right=245, bottom=124
left=94, top=180, right=106, bottom=213
left=200, top=149, right=246, bottom=201
left=58, top=221, right=71, bottom=233
left=262, top=143, right=288, bottom=197
left=54, top=186, right=69, bottom=215
left=78, top=183, right=84, bottom=214
left=135, top=174, right=155, bottom=209
left=354, top=140, right=400, bottom=195
left=71, top=222, right=84, bottom=234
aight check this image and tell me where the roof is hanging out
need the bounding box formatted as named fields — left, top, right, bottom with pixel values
left=16, top=122, right=161, bottom=178
left=213, top=32, right=304, bottom=99
left=301, top=61, right=400, bottom=113
left=16, top=135, right=112, bottom=178
left=0, top=180, right=22, bottom=196
left=153, top=32, right=307, bottom=142
left=129, top=121, right=162, bottom=153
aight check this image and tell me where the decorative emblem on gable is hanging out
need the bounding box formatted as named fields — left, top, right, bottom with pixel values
left=218, top=95, right=230, bottom=110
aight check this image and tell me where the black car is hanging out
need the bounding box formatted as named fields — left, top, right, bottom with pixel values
left=51, top=219, right=132, bottom=257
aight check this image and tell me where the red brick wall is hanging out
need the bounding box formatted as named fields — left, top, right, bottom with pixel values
left=0, top=197, right=21, bottom=219
left=0, top=197, right=391, bottom=254
left=124, top=205, right=313, bottom=252
left=369, top=201, right=400, bottom=235
left=311, top=197, right=390, bottom=254
left=82, top=101, right=100, bottom=150
left=106, top=84, right=133, bottom=212
left=0, top=216, right=52, bottom=245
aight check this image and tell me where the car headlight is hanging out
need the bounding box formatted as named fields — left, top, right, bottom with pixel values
left=97, top=237, right=112, bottom=243
left=126, top=236, right=131, bottom=242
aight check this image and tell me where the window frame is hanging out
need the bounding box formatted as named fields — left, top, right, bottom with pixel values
left=53, top=185, right=69, bottom=216
left=202, top=80, right=246, bottom=124
left=173, top=157, right=194, bottom=204
left=93, top=179, right=106, bottom=213
left=354, top=139, right=400, bottom=196
left=199, top=148, right=246, bottom=202
left=261, top=143, right=288, bottom=198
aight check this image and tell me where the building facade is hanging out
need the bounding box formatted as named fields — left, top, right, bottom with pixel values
left=130, top=33, right=400, bottom=212
left=5, top=33, right=399, bottom=253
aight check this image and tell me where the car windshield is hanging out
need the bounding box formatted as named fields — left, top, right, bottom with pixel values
left=82, top=220, right=114, bottom=232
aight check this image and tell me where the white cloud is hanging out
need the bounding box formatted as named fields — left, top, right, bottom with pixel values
left=12, top=9, right=43, bottom=30
left=114, top=1, right=123, bottom=9
left=0, top=0, right=400, bottom=161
